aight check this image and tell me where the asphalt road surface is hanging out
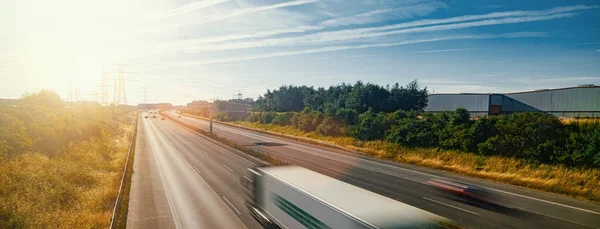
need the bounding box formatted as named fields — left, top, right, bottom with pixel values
left=128, top=110, right=600, bottom=229
left=127, top=114, right=263, bottom=229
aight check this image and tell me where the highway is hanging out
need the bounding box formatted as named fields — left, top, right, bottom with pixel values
left=127, top=110, right=600, bottom=229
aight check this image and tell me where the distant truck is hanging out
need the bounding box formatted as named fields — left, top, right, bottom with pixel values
left=241, top=166, right=454, bottom=229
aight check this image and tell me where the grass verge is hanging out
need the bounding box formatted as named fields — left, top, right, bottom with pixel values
left=111, top=114, right=139, bottom=229
left=0, top=110, right=135, bottom=228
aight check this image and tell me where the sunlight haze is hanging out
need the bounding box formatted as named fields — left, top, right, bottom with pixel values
left=1, top=0, right=599, bottom=105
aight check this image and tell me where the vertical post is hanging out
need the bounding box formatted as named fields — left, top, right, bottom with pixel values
left=209, top=111, right=213, bottom=134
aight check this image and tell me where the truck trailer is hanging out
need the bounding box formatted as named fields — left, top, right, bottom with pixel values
left=241, top=166, right=455, bottom=229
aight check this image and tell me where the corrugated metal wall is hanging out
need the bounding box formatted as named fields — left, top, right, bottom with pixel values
left=504, top=87, right=600, bottom=112
left=425, top=94, right=489, bottom=115
left=425, top=87, right=600, bottom=117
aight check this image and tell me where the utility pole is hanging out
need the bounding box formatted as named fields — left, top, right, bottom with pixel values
left=67, top=84, right=81, bottom=103
left=68, top=84, right=74, bottom=102
left=143, top=86, right=147, bottom=110
left=113, top=74, right=118, bottom=105
left=101, top=74, right=110, bottom=106
left=119, top=64, right=127, bottom=105
left=209, top=110, right=213, bottom=134
left=103, top=63, right=136, bottom=106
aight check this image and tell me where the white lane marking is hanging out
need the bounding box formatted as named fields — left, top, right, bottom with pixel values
left=201, top=150, right=209, bottom=155
left=144, top=120, right=183, bottom=229
left=485, top=187, right=600, bottom=216
left=179, top=111, right=600, bottom=216
left=422, top=197, right=479, bottom=215
left=222, top=164, right=234, bottom=173
left=222, top=196, right=242, bottom=215
left=192, top=166, right=202, bottom=175
left=513, top=207, right=597, bottom=229
left=152, top=120, right=249, bottom=228
left=329, top=167, right=352, bottom=176
left=166, top=114, right=260, bottom=166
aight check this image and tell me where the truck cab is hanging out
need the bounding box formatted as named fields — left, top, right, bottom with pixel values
left=242, top=168, right=281, bottom=229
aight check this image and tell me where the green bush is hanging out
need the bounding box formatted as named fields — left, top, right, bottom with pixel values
left=272, top=112, right=294, bottom=126
left=477, top=112, right=568, bottom=163
left=334, top=108, right=359, bottom=125
left=387, top=116, right=438, bottom=147
left=263, top=112, right=276, bottom=124
left=0, top=113, right=32, bottom=158
left=564, top=123, right=600, bottom=167
left=213, top=112, right=227, bottom=121
left=316, top=117, right=344, bottom=136
left=291, top=109, right=319, bottom=132
left=245, top=112, right=263, bottom=123
left=351, top=109, right=389, bottom=141
left=464, top=116, right=498, bottom=152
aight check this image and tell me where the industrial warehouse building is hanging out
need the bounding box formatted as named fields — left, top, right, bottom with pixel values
left=425, top=85, right=600, bottom=118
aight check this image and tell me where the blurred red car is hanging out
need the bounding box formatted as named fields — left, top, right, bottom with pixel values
left=427, top=178, right=497, bottom=204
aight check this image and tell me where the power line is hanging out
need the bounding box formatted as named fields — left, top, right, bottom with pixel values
left=101, top=63, right=137, bottom=106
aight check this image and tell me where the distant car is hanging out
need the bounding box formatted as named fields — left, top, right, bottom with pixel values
left=144, top=115, right=148, bottom=118
left=427, top=178, right=497, bottom=205
left=161, top=117, right=165, bottom=120
left=178, top=115, right=181, bottom=118
left=153, top=115, right=157, bottom=118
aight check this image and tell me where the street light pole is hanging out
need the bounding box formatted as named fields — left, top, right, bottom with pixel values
left=209, top=111, right=213, bottom=134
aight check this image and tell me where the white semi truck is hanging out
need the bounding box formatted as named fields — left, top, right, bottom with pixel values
left=241, top=166, right=455, bottom=229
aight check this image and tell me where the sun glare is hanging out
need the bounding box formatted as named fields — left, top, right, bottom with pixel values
left=3, top=0, right=168, bottom=96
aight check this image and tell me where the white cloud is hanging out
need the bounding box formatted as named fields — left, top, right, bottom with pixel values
left=538, top=77, right=600, bottom=82
left=197, top=0, right=318, bottom=25
left=155, top=32, right=543, bottom=68
left=572, top=42, right=600, bottom=45
left=408, top=48, right=479, bottom=54
left=184, top=12, right=565, bottom=52
left=171, top=2, right=446, bottom=46
left=345, top=54, right=375, bottom=58
left=480, top=5, right=503, bottom=10
left=213, top=4, right=591, bottom=48
left=156, top=0, right=229, bottom=19
left=320, top=2, right=447, bottom=27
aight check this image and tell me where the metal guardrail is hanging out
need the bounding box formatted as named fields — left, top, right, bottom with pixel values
left=109, top=113, right=139, bottom=229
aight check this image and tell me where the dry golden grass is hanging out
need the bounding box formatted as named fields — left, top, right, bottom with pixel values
left=560, top=118, right=600, bottom=124
left=0, top=123, right=132, bottom=228
left=230, top=121, right=600, bottom=202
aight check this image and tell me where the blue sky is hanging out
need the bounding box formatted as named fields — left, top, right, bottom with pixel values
left=1, top=0, right=599, bottom=105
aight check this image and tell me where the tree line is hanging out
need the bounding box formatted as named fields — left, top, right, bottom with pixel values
left=253, top=80, right=428, bottom=115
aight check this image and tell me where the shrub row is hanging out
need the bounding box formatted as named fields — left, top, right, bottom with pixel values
left=244, top=109, right=347, bottom=136
left=241, top=108, right=600, bottom=168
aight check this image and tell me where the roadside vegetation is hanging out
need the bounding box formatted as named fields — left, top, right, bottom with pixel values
left=183, top=80, right=600, bottom=202
left=0, top=90, right=135, bottom=228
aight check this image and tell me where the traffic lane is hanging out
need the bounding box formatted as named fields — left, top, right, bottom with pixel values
left=153, top=119, right=262, bottom=229
left=172, top=111, right=600, bottom=227
left=127, top=117, right=176, bottom=229
left=156, top=116, right=258, bottom=179
left=242, top=140, right=542, bottom=229
left=144, top=119, right=248, bottom=229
